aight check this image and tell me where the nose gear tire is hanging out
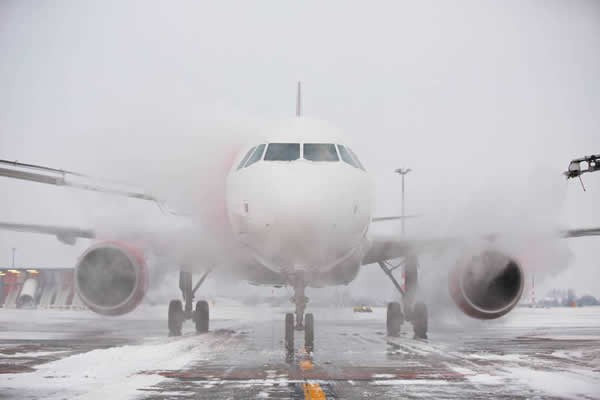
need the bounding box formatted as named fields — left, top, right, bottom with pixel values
left=304, top=313, right=314, bottom=352
left=285, top=313, right=294, bottom=353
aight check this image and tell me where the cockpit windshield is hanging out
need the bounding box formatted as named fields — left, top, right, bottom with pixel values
left=264, top=143, right=300, bottom=161
left=237, top=143, right=365, bottom=171
left=303, top=143, right=339, bottom=162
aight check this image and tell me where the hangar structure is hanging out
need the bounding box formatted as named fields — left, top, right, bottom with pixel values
left=0, top=268, right=86, bottom=310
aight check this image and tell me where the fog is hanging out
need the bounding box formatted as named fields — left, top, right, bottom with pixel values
left=1, top=0, right=599, bottom=306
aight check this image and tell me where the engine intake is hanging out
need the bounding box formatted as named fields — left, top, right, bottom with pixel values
left=75, top=242, right=147, bottom=316
left=449, top=250, right=524, bottom=319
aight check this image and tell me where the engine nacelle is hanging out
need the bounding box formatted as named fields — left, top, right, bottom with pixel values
left=449, top=249, right=524, bottom=320
left=75, top=242, right=148, bottom=316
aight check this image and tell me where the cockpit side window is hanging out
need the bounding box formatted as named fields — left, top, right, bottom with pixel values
left=303, top=143, right=339, bottom=162
left=337, top=145, right=359, bottom=168
left=237, top=146, right=256, bottom=170
left=244, top=143, right=266, bottom=167
left=348, top=148, right=365, bottom=170
left=264, top=143, right=300, bottom=161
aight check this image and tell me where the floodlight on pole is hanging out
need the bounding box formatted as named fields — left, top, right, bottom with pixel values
left=11, top=247, right=16, bottom=269
left=394, top=168, right=412, bottom=234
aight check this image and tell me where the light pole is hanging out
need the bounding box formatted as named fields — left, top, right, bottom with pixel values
left=11, top=247, right=15, bottom=268
left=394, top=168, right=412, bottom=234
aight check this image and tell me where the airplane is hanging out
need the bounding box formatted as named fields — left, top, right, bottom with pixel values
left=1, top=82, right=599, bottom=352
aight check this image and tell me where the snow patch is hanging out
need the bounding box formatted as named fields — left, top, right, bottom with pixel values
left=500, top=367, right=600, bottom=399
left=372, top=373, right=396, bottom=379
left=467, top=373, right=505, bottom=385
left=551, top=350, right=584, bottom=360
left=464, top=352, right=523, bottom=362
left=371, top=379, right=450, bottom=386
left=1, top=336, right=211, bottom=400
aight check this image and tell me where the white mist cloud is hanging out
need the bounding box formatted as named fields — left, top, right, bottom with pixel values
left=0, top=1, right=599, bottom=302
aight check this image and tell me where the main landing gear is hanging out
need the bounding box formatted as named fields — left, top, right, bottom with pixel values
left=168, top=269, right=212, bottom=337
left=285, top=272, right=314, bottom=353
left=378, top=255, right=428, bottom=339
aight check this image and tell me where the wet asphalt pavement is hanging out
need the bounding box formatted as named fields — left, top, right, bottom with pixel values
left=0, top=305, right=599, bottom=399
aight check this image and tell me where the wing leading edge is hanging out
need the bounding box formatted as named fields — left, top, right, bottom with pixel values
left=0, top=159, right=169, bottom=211
left=363, top=227, right=600, bottom=266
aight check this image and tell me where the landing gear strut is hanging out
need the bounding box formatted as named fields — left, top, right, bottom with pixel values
left=168, top=269, right=211, bottom=336
left=291, top=274, right=309, bottom=330
left=378, top=255, right=428, bottom=339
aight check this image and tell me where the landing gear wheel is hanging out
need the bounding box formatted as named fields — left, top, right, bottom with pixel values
left=304, top=313, right=314, bottom=352
left=387, top=301, right=403, bottom=337
left=168, top=300, right=183, bottom=337
left=285, top=313, right=294, bottom=353
left=412, top=302, right=428, bottom=339
left=194, top=300, right=209, bottom=333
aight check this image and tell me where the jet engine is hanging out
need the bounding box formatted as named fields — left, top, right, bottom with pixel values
left=449, top=249, right=524, bottom=319
left=75, top=242, right=148, bottom=316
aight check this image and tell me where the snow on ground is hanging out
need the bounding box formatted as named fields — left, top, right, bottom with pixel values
left=0, top=299, right=283, bottom=399
left=465, top=373, right=505, bottom=385
left=1, top=304, right=599, bottom=399
left=1, top=335, right=209, bottom=400
left=462, top=352, right=524, bottom=362
left=500, top=367, right=600, bottom=400
left=551, top=350, right=585, bottom=359
left=452, top=363, right=600, bottom=399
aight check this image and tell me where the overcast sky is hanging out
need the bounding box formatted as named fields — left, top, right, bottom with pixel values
left=1, top=1, right=599, bottom=299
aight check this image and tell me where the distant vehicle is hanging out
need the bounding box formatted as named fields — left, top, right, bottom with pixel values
left=353, top=305, right=373, bottom=313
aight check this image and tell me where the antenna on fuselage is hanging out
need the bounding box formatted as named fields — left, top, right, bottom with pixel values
left=296, top=81, right=302, bottom=117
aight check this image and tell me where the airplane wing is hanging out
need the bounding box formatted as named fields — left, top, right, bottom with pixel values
left=362, top=227, right=600, bottom=265
left=0, top=159, right=171, bottom=212
left=362, top=235, right=455, bottom=265
left=0, top=221, right=95, bottom=245
left=0, top=159, right=179, bottom=245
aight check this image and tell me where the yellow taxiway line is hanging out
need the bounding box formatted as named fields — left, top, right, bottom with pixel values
left=302, top=383, right=326, bottom=400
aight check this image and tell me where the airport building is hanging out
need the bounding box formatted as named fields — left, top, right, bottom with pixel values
left=0, top=268, right=86, bottom=310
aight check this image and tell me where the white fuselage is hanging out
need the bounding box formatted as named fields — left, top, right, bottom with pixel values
left=226, top=119, right=374, bottom=286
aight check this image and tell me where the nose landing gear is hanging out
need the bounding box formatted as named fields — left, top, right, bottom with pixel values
left=285, top=272, right=314, bottom=354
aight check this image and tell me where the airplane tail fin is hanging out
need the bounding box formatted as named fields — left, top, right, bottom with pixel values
left=296, top=81, right=302, bottom=117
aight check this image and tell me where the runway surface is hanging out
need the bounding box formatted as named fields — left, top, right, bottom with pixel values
left=0, top=303, right=599, bottom=399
